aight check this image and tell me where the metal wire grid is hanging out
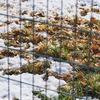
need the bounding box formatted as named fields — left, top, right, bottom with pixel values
left=0, top=0, right=100, bottom=100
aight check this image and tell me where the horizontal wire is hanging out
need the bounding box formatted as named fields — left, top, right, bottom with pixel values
left=0, top=1, right=99, bottom=98
left=0, top=13, right=100, bottom=36
left=0, top=75, right=84, bottom=99
left=0, top=45, right=100, bottom=71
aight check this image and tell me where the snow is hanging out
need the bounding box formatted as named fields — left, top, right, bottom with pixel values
left=0, top=23, right=24, bottom=33
left=0, top=55, right=27, bottom=69
left=0, top=72, right=66, bottom=100
left=0, top=72, right=40, bottom=100
left=46, top=76, right=66, bottom=89
left=0, top=39, right=6, bottom=51
left=0, top=0, right=100, bottom=100
left=51, top=60, right=73, bottom=75
left=36, top=57, right=73, bottom=75
left=0, top=55, right=71, bottom=99
left=38, top=32, right=47, bottom=38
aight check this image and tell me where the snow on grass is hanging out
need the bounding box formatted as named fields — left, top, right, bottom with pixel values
left=0, top=39, right=6, bottom=51
left=0, top=56, right=72, bottom=99
left=0, top=0, right=100, bottom=100
left=51, top=60, right=73, bottom=75
left=0, top=70, right=66, bottom=100
left=37, top=57, right=73, bottom=75
left=0, top=71, right=39, bottom=100
left=0, top=55, right=27, bottom=69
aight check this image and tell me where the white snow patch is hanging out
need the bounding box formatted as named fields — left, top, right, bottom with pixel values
left=51, top=61, right=73, bottom=75
left=38, top=32, right=48, bottom=38
left=0, top=39, right=7, bottom=51
left=0, top=72, right=66, bottom=100
left=0, top=55, right=27, bottom=69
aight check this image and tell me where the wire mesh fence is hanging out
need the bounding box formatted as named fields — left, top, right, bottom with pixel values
left=0, top=0, right=100, bottom=100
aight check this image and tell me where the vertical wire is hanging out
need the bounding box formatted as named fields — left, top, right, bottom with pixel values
left=45, top=0, right=49, bottom=99
left=19, top=0, right=22, bottom=100
left=72, top=0, right=78, bottom=99
left=6, top=0, right=10, bottom=100
left=86, top=0, right=93, bottom=99
left=58, top=0, right=63, bottom=99
left=32, top=0, right=35, bottom=99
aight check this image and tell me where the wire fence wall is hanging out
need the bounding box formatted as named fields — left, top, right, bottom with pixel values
left=0, top=0, right=100, bottom=100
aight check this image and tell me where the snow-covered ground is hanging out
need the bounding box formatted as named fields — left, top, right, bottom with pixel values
left=0, top=0, right=100, bottom=33
left=0, top=57, right=72, bottom=100
left=0, top=0, right=100, bottom=100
